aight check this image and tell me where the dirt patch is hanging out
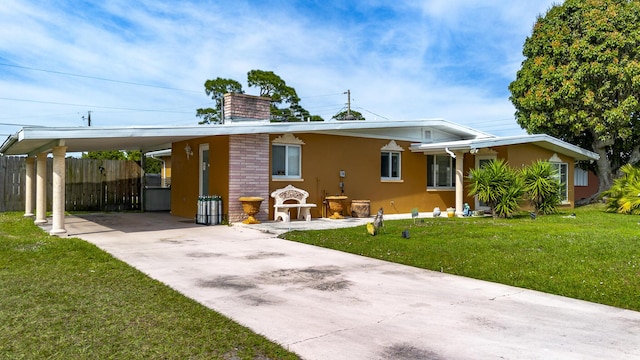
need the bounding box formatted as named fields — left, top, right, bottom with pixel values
left=186, top=252, right=225, bottom=258
left=469, top=315, right=507, bottom=330
left=197, top=266, right=352, bottom=293
left=258, top=266, right=352, bottom=292
left=310, top=280, right=352, bottom=291
left=159, top=238, right=196, bottom=244
left=245, top=252, right=287, bottom=260
left=238, top=294, right=283, bottom=306
left=197, top=276, right=256, bottom=292
left=380, top=343, right=444, bottom=360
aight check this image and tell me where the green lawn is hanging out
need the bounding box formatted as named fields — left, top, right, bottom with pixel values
left=0, top=213, right=299, bottom=360
left=281, top=204, right=640, bottom=312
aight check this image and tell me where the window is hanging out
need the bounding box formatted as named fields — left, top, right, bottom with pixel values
left=272, top=144, right=301, bottom=178
left=381, top=151, right=401, bottom=180
left=550, top=162, right=568, bottom=202
left=427, top=155, right=456, bottom=188
left=574, top=167, right=589, bottom=187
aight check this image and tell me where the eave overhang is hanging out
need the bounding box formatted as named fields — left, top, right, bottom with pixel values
left=410, top=134, right=599, bottom=161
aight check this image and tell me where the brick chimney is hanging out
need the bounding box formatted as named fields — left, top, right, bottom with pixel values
left=223, top=93, right=271, bottom=123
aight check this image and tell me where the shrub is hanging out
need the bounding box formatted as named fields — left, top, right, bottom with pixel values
left=603, top=164, right=640, bottom=214
left=468, top=159, right=523, bottom=218
left=521, top=160, right=562, bottom=215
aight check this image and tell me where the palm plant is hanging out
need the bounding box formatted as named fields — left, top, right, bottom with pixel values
left=468, top=159, right=523, bottom=218
left=521, top=160, right=562, bottom=215
left=603, top=164, right=640, bottom=214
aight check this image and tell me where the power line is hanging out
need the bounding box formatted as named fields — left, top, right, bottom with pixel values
left=353, top=106, right=391, bottom=121
left=0, top=122, right=46, bottom=127
left=0, top=63, right=202, bottom=94
left=0, top=97, right=193, bottom=113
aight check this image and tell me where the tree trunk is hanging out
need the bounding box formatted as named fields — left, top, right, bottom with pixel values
left=628, top=145, right=640, bottom=167
left=592, top=139, right=614, bottom=194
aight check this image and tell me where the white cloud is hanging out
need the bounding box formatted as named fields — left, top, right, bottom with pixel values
left=0, top=0, right=560, bottom=136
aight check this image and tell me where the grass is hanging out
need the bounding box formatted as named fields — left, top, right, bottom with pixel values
left=281, top=204, right=640, bottom=312
left=0, top=213, right=300, bottom=360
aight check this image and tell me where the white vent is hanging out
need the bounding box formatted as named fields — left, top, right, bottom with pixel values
left=423, top=130, right=432, bottom=142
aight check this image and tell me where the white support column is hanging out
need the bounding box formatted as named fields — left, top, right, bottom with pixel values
left=50, top=146, right=68, bottom=236
left=24, top=157, right=35, bottom=217
left=455, top=151, right=464, bottom=216
left=34, top=153, right=48, bottom=225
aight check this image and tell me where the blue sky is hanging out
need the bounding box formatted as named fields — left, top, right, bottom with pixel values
left=0, top=0, right=558, bottom=138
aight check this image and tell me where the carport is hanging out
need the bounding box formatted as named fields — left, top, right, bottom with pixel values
left=0, top=125, right=210, bottom=235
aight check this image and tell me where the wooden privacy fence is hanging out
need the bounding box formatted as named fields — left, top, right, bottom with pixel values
left=0, top=156, right=142, bottom=212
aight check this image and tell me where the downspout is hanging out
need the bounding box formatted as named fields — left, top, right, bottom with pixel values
left=445, top=147, right=463, bottom=216
left=140, top=154, right=145, bottom=212
left=445, top=147, right=456, bottom=159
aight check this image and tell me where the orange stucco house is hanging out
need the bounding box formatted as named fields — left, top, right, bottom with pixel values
left=0, top=93, right=599, bottom=234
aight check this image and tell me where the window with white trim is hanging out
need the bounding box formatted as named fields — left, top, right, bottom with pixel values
left=380, top=140, right=404, bottom=181
left=550, top=162, right=568, bottom=202
left=427, top=155, right=456, bottom=188
left=574, top=167, right=589, bottom=186
left=272, top=144, right=301, bottom=178
left=381, top=151, right=401, bottom=180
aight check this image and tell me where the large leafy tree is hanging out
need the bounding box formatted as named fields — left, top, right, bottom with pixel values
left=196, top=78, right=244, bottom=124
left=509, top=0, right=640, bottom=194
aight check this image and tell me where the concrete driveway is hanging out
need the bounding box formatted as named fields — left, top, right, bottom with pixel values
left=57, top=213, right=640, bottom=360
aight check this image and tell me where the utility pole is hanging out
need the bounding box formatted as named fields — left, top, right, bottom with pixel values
left=344, top=89, right=351, bottom=117
left=82, top=111, right=92, bottom=126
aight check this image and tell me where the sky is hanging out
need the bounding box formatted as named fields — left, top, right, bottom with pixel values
left=0, top=0, right=559, bottom=139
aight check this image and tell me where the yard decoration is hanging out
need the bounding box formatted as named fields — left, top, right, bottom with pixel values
left=326, top=195, right=348, bottom=219
left=367, top=207, right=385, bottom=236
left=239, top=197, right=264, bottom=224
left=366, top=222, right=376, bottom=236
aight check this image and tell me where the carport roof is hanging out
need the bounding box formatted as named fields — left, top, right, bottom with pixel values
left=0, top=119, right=490, bottom=156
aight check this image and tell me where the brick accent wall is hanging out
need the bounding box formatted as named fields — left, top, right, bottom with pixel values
left=228, top=134, right=270, bottom=222
left=223, top=93, right=271, bottom=123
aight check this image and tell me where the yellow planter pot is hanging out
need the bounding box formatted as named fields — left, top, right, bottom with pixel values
left=238, top=197, right=264, bottom=224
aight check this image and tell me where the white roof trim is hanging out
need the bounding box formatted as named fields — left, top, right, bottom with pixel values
left=1, top=118, right=490, bottom=155
left=410, top=134, right=599, bottom=161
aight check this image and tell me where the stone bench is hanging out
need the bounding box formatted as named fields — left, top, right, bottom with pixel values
left=271, top=185, right=317, bottom=222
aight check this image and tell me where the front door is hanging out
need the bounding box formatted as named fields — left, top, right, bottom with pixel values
left=199, top=144, right=209, bottom=196
left=474, top=155, right=496, bottom=211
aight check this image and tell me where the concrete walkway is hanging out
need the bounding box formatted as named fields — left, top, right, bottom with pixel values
left=54, top=213, right=640, bottom=360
